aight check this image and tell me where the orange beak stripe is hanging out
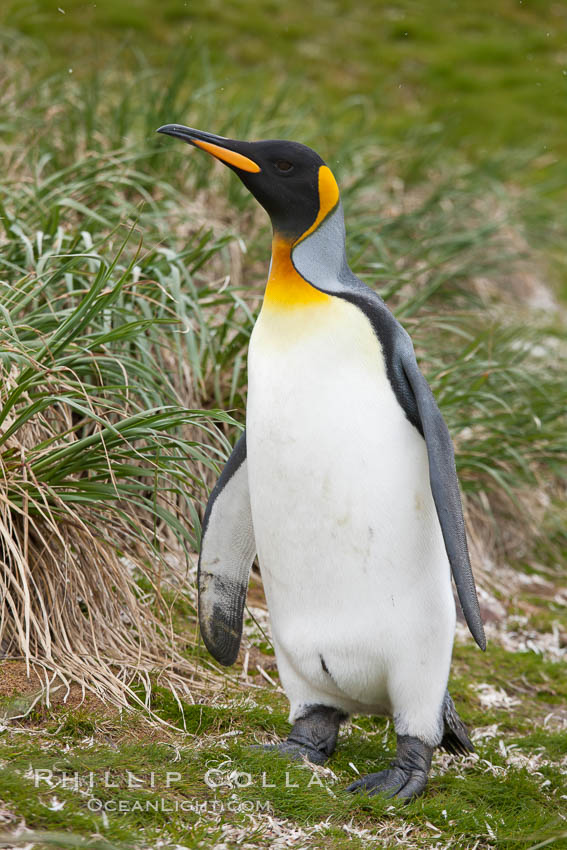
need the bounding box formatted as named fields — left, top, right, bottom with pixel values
left=193, top=139, right=261, bottom=173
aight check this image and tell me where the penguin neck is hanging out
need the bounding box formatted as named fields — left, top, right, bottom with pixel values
left=263, top=235, right=330, bottom=309
left=263, top=203, right=348, bottom=310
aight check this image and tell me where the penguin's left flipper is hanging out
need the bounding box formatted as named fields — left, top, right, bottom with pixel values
left=198, top=431, right=256, bottom=665
left=396, top=333, right=486, bottom=651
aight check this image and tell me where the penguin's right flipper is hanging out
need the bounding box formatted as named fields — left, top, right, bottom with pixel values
left=198, top=431, right=256, bottom=665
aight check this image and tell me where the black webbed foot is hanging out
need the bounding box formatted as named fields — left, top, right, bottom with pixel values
left=346, top=734, right=433, bottom=801
left=260, top=739, right=329, bottom=765
left=254, top=704, right=346, bottom=765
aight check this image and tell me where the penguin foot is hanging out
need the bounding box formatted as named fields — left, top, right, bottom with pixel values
left=256, top=704, right=346, bottom=765
left=346, top=735, right=433, bottom=802
left=259, top=740, right=329, bottom=765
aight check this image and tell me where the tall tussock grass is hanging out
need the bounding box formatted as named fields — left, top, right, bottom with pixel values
left=0, top=237, right=240, bottom=710
left=1, top=34, right=565, bottom=714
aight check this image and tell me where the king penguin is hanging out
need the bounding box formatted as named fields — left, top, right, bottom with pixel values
left=157, top=124, right=486, bottom=800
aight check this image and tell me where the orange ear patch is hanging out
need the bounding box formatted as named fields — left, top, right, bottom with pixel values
left=295, top=165, right=340, bottom=244
left=192, top=139, right=261, bottom=173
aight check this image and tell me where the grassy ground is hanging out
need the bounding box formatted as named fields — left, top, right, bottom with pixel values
left=0, top=609, right=566, bottom=849
left=1, top=0, right=566, bottom=848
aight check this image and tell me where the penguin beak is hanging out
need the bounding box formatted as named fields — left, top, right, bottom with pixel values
left=156, top=124, right=261, bottom=173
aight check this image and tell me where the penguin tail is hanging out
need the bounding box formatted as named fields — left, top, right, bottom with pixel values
left=440, top=692, right=474, bottom=756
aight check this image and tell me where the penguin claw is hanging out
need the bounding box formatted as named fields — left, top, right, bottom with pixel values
left=346, top=735, right=432, bottom=801
left=250, top=705, right=344, bottom=766
left=251, top=741, right=328, bottom=765
left=346, top=765, right=428, bottom=801
left=346, top=768, right=403, bottom=798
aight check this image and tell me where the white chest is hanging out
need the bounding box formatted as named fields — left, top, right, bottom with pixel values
left=247, top=297, right=405, bottom=475
left=246, top=297, right=438, bottom=563
left=245, top=296, right=453, bottom=713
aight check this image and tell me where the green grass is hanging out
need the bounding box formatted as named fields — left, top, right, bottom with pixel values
left=0, top=640, right=566, bottom=849
left=4, top=0, right=567, bottom=166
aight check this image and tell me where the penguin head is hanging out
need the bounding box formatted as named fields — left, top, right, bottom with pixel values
left=156, top=125, right=340, bottom=244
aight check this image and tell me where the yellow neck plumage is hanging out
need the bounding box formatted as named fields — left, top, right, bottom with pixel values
left=263, top=165, right=340, bottom=310
left=264, top=236, right=329, bottom=307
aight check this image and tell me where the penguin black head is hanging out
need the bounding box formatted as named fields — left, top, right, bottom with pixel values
left=156, top=124, right=340, bottom=243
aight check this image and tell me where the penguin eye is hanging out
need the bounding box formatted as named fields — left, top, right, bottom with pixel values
left=274, top=159, right=294, bottom=173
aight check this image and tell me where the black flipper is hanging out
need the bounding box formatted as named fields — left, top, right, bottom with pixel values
left=198, top=432, right=256, bottom=665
